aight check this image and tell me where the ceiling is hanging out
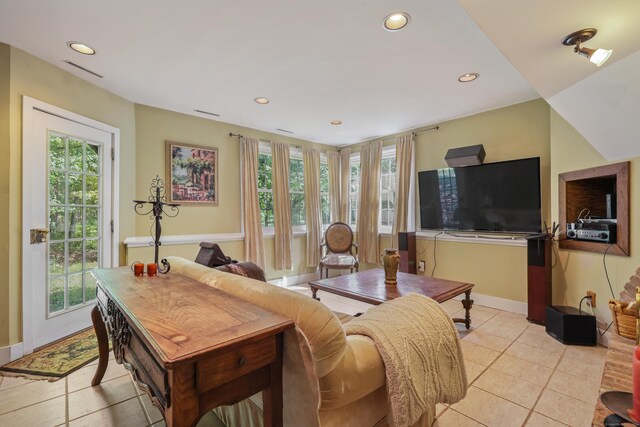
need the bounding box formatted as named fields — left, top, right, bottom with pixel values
left=0, top=0, right=539, bottom=146
left=459, top=0, right=640, bottom=160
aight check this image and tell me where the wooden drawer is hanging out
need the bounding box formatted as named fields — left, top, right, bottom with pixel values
left=125, top=330, right=169, bottom=406
left=197, top=336, right=276, bottom=393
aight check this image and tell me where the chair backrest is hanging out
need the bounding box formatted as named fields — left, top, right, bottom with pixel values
left=324, top=222, right=354, bottom=253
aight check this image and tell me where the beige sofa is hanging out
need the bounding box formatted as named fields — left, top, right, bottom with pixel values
left=168, top=257, right=435, bottom=427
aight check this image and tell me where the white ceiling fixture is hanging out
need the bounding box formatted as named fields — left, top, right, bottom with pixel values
left=330, top=120, right=342, bottom=125
left=458, top=73, right=479, bottom=82
left=561, top=28, right=612, bottom=67
left=254, top=97, right=269, bottom=105
left=383, top=12, right=410, bottom=32
left=67, top=41, right=95, bottom=55
left=0, top=0, right=538, bottom=146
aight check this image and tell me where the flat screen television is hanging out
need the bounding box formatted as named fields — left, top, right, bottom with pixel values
left=418, top=157, right=542, bottom=233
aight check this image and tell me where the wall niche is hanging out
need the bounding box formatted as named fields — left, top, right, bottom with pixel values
left=558, top=161, right=629, bottom=256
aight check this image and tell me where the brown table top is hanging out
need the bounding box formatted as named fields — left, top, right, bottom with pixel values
left=93, top=268, right=293, bottom=367
left=309, top=269, right=474, bottom=305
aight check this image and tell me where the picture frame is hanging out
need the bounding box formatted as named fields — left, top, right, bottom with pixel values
left=165, top=141, right=218, bottom=206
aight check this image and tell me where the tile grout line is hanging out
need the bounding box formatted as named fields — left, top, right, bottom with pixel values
left=65, top=376, right=70, bottom=426
left=68, top=395, right=141, bottom=423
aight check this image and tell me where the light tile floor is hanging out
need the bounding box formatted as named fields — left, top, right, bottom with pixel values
left=0, top=281, right=607, bottom=427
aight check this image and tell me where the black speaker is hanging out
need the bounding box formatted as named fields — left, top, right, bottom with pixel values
left=545, top=306, right=597, bottom=346
left=398, top=232, right=416, bottom=274
left=445, top=144, right=486, bottom=167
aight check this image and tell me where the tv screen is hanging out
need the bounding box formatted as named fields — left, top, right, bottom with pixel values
left=419, top=157, right=542, bottom=233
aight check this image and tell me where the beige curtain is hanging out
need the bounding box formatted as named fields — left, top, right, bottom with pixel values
left=271, top=142, right=293, bottom=270
left=304, top=148, right=322, bottom=267
left=339, top=148, right=351, bottom=223
left=391, top=134, right=416, bottom=249
left=326, top=151, right=341, bottom=223
left=240, top=137, right=265, bottom=270
left=356, top=141, right=382, bottom=264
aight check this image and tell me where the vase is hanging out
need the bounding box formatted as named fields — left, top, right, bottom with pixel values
left=381, top=248, right=400, bottom=285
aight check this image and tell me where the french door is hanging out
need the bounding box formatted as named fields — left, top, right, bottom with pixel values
left=23, top=98, right=117, bottom=353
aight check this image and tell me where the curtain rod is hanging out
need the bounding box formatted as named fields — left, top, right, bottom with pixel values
left=229, top=132, right=307, bottom=150
left=380, top=125, right=440, bottom=142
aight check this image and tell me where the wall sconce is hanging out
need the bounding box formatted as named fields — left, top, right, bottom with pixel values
left=562, top=28, right=612, bottom=67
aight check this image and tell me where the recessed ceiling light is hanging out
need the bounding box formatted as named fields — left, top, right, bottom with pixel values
left=330, top=120, right=342, bottom=125
left=67, top=41, right=95, bottom=55
left=458, top=73, right=479, bottom=83
left=383, top=12, right=410, bottom=32
left=254, top=97, right=270, bottom=105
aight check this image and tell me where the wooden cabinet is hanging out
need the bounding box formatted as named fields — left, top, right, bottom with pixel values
left=559, top=162, right=630, bottom=256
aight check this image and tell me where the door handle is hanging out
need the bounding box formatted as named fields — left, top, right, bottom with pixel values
left=30, top=228, right=49, bottom=244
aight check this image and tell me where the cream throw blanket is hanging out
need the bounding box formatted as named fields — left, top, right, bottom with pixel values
left=344, top=293, right=467, bottom=427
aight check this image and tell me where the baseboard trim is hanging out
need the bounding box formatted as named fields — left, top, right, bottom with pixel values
left=0, top=342, right=24, bottom=365
left=452, top=292, right=528, bottom=315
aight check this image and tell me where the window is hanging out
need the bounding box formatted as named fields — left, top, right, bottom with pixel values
left=380, top=152, right=397, bottom=228
left=320, top=161, right=330, bottom=225
left=289, top=157, right=305, bottom=226
left=349, top=158, right=360, bottom=226
left=257, top=152, right=274, bottom=227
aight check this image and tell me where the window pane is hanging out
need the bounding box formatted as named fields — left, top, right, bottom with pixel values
left=49, top=170, right=66, bottom=205
left=49, top=135, right=66, bottom=170
left=381, top=193, right=388, bottom=209
left=85, top=271, right=97, bottom=302
left=381, top=210, right=388, bottom=226
left=258, top=154, right=272, bottom=190
left=86, top=175, right=99, bottom=205
left=289, top=159, right=304, bottom=192
left=49, top=277, right=65, bottom=313
left=68, top=138, right=84, bottom=172
left=68, top=241, right=83, bottom=273
left=390, top=157, right=397, bottom=174
left=68, top=207, right=83, bottom=239
left=291, top=193, right=305, bottom=226
left=49, top=206, right=65, bottom=241
left=86, top=144, right=100, bottom=174
left=258, top=192, right=274, bottom=227
left=320, top=163, right=329, bottom=193
left=86, top=207, right=99, bottom=238
left=85, top=239, right=99, bottom=269
left=68, top=173, right=83, bottom=205
left=321, top=195, right=330, bottom=225
left=49, top=242, right=65, bottom=275
left=68, top=273, right=83, bottom=307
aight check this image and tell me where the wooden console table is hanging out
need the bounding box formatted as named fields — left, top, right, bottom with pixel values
left=91, top=268, right=293, bottom=427
left=592, top=333, right=634, bottom=426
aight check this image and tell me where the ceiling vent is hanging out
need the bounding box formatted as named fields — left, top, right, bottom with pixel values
left=63, top=60, right=103, bottom=78
left=276, top=128, right=294, bottom=134
left=194, top=109, right=220, bottom=117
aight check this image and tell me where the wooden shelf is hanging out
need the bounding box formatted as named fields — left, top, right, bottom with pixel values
left=558, top=162, right=630, bottom=256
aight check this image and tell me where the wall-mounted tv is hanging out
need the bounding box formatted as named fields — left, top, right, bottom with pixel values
left=418, top=157, right=542, bottom=233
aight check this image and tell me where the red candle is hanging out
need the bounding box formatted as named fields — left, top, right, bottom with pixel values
left=132, top=262, right=144, bottom=277
left=628, top=346, right=640, bottom=422
left=147, top=263, right=157, bottom=277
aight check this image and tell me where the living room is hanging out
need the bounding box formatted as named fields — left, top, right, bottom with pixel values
left=1, top=1, right=640, bottom=426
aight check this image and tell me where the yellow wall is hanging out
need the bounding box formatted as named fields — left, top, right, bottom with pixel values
left=550, top=109, right=639, bottom=324
left=0, top=44, right=10, bottom=346
left=2, top=46, right=137, bottom=347
left=132, top=104, right=336, bottom=279
left=412, top=99, right=551, bottom=302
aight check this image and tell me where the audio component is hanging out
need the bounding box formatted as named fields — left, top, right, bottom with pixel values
left=527, top=236, right=552, bottom=324
left=576, top=228, right=615, bottom=243
left=566, top=221, right=616, bottom=243
left=445, top=144, right=485, bottom=167
left=398, top=232, right=416, bottom=274
left=545, top=305, right=597, bottom=346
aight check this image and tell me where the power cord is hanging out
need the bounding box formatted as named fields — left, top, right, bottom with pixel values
left=431, top=231, right=444, bottom=277
left=603, top=243, right=615, bottom=298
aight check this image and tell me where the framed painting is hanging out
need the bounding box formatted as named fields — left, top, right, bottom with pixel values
left=165, top=141, right=218, bottom=205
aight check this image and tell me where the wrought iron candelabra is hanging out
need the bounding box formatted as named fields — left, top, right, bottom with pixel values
left=133, top=176, right=180, bottom=273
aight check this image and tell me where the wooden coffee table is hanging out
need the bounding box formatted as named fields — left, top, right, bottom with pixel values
left=309, top=269, right=474, bottom=329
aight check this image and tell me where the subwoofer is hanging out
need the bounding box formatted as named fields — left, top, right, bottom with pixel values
left=398, top=232, right=416, bottom=274
left=545, top=306, right=597, bottom=346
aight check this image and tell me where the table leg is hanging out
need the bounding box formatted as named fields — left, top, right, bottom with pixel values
left=91, top=305, right=110, bottom=386
left=262, top=333, right=284, bottom=427
left=461, top=290, right=474, bottom=329
left=311, top=286, right=320, bottom=301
